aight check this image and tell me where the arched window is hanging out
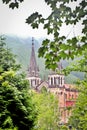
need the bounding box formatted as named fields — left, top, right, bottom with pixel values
left=54, top=77, right=56, bottom=85
left=51, top=77, right=53, bottom=85
left=35, top=79, right=36, bottom=85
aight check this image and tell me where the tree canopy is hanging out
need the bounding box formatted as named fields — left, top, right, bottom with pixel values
left=69, top=81, right=87, bottom=130
left=0, top=36, right=37, bottom=130
left=32, top=90, right=59, bottom=130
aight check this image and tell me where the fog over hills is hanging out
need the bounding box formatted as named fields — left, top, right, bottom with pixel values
left=4, top=35, right=84, bottom=83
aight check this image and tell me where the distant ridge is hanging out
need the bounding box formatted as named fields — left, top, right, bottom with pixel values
left=4, top=34, right=84, bottom=83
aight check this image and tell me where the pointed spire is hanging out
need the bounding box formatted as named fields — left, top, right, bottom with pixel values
left=28, top=37, right=39, bottom=77
left=32, top=37, right=34, bottom=46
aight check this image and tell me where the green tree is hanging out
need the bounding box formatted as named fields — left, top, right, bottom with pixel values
left=2, top=0, right=87, bottom=70
left=32, top=90, right=59, bottom=130
left=64, top=49, right=87, bottom=129
left=0, top=36, right=37, bottom=130
left=69, top=81, right=87, bottom=130
left=0, top=36, right=20, bottom=72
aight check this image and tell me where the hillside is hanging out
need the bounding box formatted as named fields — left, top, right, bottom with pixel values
left=5, top=35, right=49, bottom=79
left=4, top=35, right=84, bottom=83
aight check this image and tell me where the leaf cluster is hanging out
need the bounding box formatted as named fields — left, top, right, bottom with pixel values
left=0, top=36, right=20, bottom=72
left=2, top=0, right=24, bottom=9
left=0, top=36, right=37, bottom=130
left=0, top=73, right=36, bottom=130
left=32, top=91, right=59, bottom=130
left=2, top=0, right=87, bottom=70
left=26, top=0, right=87, bottom=70
left=69, top=81, right=87, bottom=130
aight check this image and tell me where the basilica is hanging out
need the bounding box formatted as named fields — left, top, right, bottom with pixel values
left=27, top=38, right=78, bottom=124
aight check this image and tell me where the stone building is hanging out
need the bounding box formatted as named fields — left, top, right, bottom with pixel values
left=27, top=38, right=78, bottom=124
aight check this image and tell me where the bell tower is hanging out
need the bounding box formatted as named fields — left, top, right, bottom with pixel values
left=48, top=63, right=65, bottom=88
left=27, top=37, right=41, bottom=88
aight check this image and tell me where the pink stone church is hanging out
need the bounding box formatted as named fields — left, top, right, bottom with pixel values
left=27, top=38, right=78, bottom=124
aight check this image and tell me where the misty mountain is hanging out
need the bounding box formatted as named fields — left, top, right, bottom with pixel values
left=4, top=35, right=84, bottom=83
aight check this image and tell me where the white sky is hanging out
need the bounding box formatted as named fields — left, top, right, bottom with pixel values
left=0, top=0, right=83, bottom=38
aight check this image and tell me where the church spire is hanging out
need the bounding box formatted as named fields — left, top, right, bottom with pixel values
left=32, top=37, right=34, bottom=46
left=28, top=37, right=39, bottom=77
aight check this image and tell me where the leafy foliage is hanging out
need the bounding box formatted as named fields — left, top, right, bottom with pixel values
left=26, top=0, right=87, bottom=70
left=66, top=50, right=87, bottom=129
left=69, top=81, right=87, bottom=130
left=0, top=36, right=20, bottom=72
left=2, top=0, right=24, bottom=9
left=32, top=90, right=59, bottom=130
left=0, top=72, right=36, bottom=130
left=0, top=36, right=37, bottom=130
left=2, top=0, right=87, bottom=70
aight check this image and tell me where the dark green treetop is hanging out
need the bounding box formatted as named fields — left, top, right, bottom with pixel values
left=0, top=36, right=37, bottom=130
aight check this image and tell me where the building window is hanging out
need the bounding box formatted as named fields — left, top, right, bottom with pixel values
left=51, top=77, right=53, bottom=85
left=54, top=77, right=56, bottom=85
left=58, top=77, right=60, bottom=85
left=35, top=79, right=36, bottom=85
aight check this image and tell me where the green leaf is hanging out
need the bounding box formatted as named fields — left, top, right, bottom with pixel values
left=26, top=12, right=39, bottom=24
left=31, top=22, right=38, bottom=28
left=19, top=0, right=24, bottom=2
left=9, top=3, right=15, bottom=9
left=60, top=44, right=68, bottom=50
left=2, top=0, right=10, bottom=4
left=42, top=39, right=50, bottom=46
left=15, top=2, right=19, bottom=8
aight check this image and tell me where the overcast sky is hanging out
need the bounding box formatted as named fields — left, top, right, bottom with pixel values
left=0, top=0, right=83, bottom=38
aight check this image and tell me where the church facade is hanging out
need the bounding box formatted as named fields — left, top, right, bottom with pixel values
left=27, top=38, right=78, bottom=124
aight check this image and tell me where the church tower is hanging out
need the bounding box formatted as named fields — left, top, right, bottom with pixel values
left=48, top=63, right=65, bottom=88
left=27, top=37, right=41, bottom=88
